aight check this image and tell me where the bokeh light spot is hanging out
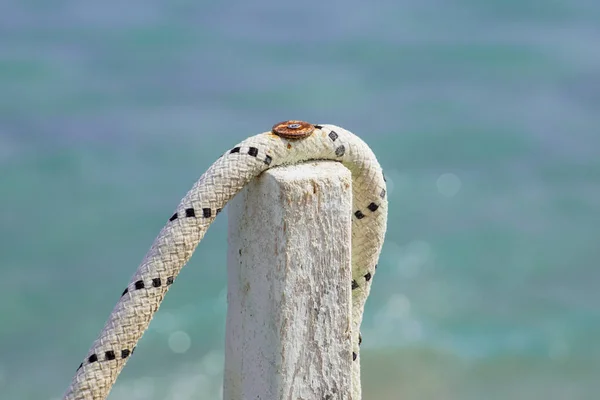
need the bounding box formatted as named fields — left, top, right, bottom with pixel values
left=386, top=293, right=411, bottom=319
left=437, top=173, right=461, bottom=197
left=397, top=240, right=434, bottom=278
left=168, top=330, right=191, bottom=354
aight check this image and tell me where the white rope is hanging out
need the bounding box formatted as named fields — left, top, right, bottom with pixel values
left=62, top=122, right=388, bottom=400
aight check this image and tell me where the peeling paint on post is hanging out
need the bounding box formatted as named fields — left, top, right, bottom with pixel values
left=225, top=161, right=353, bottom=400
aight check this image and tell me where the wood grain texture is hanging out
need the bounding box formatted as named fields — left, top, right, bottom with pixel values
left=225, top=161, right=353, bottom=400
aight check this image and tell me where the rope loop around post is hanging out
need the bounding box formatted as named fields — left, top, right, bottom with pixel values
left=62, top=121, right=388, bottom=400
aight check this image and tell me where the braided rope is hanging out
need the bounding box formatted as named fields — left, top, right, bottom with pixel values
left=62, top=123, right=388, bottom=400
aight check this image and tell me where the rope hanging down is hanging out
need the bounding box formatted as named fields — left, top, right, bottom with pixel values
left=62, top=121, right=388, bottom=400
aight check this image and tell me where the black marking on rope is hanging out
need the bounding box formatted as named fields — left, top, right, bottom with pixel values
left=335, top=145, right=345, bottom=157
left=121, top=287, right=129, bottom=296
left=359, top=334, right=362, bottom=346
left=375, top=264, right=378, bottom=270
left=169, top=213, right=178, bottom=221
left=166, top=276, right=174, bottom=285
left=383, top=172, right=386, bottom=182
left=185, top=208, right=195, bottom=217
left=367, top=202, right=379, bottom=212
left=364, top=272, right=372, bottom=281
left=354, top=210, right=365, bottom=219
left=314, top=124, right=323, bottom=129
left=380, top=188, right=386, bottom=199
left=248, top=147, right=258, bottom=157
left=264, top=155, right=272, bottom=165
left=216, top=208, right=222, bottom=215
left=352, top=280, right=359, bottom=290
left=328, top=131, right=338, bottom=141
left=352, top=352, right=357, bottom=361
left=79, top=348, right=135, bottom=369
left=131, top=346, right=136, bottom=355
left=134, top=280, right=145, bottom=290
left=230, top=147, right=241, bottom=154
left=152, top=278, right=162, bottom=287
left=203, top=208, right=212, bottom=218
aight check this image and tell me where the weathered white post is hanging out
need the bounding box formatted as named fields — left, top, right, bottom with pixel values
left=224, top=161, right=354, bottom=400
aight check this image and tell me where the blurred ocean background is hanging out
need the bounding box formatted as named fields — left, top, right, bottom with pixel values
left=1, top=1, right=599, bottom=399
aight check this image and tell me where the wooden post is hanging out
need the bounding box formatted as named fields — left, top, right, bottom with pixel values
left=224, top=161, right=354, bottom=400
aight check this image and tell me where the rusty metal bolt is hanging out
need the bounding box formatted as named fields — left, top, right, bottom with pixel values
left=271, top=120, right=315, bottom=140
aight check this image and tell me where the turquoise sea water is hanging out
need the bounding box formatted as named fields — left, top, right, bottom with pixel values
left=1, top=1, right=599, bottom=399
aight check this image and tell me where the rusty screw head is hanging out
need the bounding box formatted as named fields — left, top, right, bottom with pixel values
left=271, top=120, right=315, bottom=140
